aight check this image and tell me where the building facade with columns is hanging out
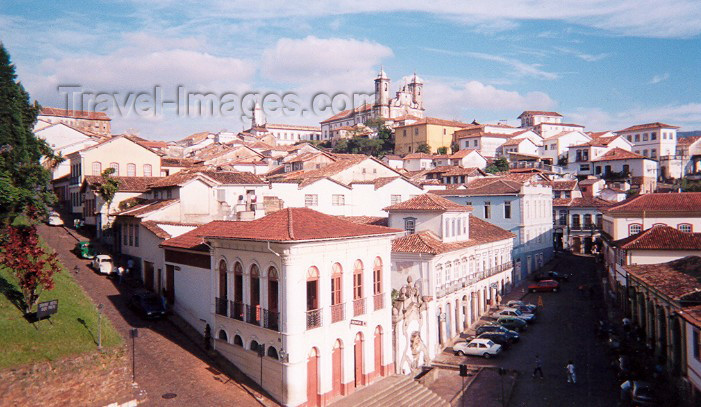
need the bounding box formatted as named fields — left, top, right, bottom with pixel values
left=385, top=194, right=514, bottom=372
left=164, top=208, right=402, bottom=406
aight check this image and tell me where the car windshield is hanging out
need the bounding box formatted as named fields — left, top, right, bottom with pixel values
left=143, top=296, right=163, bottom=307
left=484, top=340, right=494, bottom=346
left=513, top=309, right=523, bottom=315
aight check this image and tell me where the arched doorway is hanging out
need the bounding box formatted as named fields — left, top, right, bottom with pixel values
left=307, top=347, right=320, bottom=407
left=332, top=340, right=343, bottom=398
left=354, top=333, right=364, bottom=388
left=374, top=326, right=383, bottom=379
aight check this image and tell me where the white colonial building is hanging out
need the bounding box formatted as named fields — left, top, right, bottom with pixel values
left=168, top=208, right=403, bottom=406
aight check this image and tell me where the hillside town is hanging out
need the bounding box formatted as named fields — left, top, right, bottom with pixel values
left=15, top=66, right=700, bottom=406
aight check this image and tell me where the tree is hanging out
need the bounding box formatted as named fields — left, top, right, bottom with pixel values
left=485, top=157, right=510, bottom=174
left=436, top=146, right=448, bottom=155
left=96, top=167, right=121, bottom=228
left=415, top=143, right=430, bottom=154
left=1, top=225, right=61, bottom=314
left=0, top=43, right=57, bottom=224
left=450, top=141, right=460, bottom=154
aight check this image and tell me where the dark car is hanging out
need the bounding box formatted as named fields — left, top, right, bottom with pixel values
left=496, top=316, right=527, bottom=332
left=129, top=292, right=167, bottom=319
left=476, top=324, right=520, bottom=342
left=477, top=332, right=515, bottom=348
left=528, top=279, right=560, bottom=293
left=534, top=271, right=569, bottom=282
left=73, top=241, right=96, bottom=259
left=620, top=380, right=655, bottom=406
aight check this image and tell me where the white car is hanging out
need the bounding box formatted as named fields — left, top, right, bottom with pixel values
left=493, top=307, right=536, bottom=323
left=47, top=212, right=64, bottom=226
left=453, top=338, right=502, bottom=358
left=507, top=300, right=537, bottom=312
left=91, top=255, right=114, bottom=275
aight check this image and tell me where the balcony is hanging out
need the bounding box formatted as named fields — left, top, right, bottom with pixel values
left=229, top=300, right=244, bottom=321
left=245, top=304, right=261, bottom=326
left=306, top=308, right=322, bottom=329
left=215, top=297, right=228, bottom=317
left=373, top=293, right=384, bottom=311
left=331, top=303, right=345, bottom=323
left=353, top=298, right=366, bottom=317
left=263, top=309, right=279, bottom=331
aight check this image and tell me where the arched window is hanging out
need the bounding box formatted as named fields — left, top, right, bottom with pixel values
left=234, top=335, right=243, bottom=346
left=267, top=266, right=279, bottom=330
left=373, top=257, right=382, bottom=296
left=250, top=265, right=261, bottom=325
left=250, top=339, right=260, bottom=352
left=218, top=330, right=228, bottom=341
left=678, top=223, right=693, bottom=233
left=92, top=161, right=102, bottom=176
left=231, top=262, right=243, bottom=320
left=217, top=259, right=228, bottom=316
left=267, top=346, right=279, bottom=360
left=143, top=164, right=152, bottom=177
left=629, top=223, right=643, bottom=235
left=306, top=266, right=319, bottom=311
left=330, top=263, right=343, bottom=322
left=127, top=163, right=136, bottom=176
left=353, top=260, right=365, bottom=316
left=109, top=162, right=119, bottom=176
left=445, top=262, right=452, bottom=283
left=436, top=264, right=443, bottom=287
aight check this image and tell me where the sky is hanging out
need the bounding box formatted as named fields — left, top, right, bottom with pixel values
left=1, top=1, right=700, bottom=140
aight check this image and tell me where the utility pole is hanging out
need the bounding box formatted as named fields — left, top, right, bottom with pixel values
left=97, top=303, right=104, bottom=351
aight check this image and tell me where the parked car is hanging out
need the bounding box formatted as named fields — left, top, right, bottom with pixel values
left=528, top=279, right=560, bottom=293
left=496, top=316, right=527, bottom=332
left=475, top=324, right=520, bottom=342
left=493, top=307, right=536, bottom=323
left=73, top=241, right=96, bottom=259
left=47, top=211, right=64, bottom=226
left=453, top=338, right=502, bottom=358
left=91, top=255, right=114, bottom=275
left=477, top=332, right=515, bottom=348
left=506, top=300, right=536, bottom=313
left=620, top=380, right=656, bottom=406
left=533, top=271, right=569, bottom=282
left=129, top=292, right=167, bottom=319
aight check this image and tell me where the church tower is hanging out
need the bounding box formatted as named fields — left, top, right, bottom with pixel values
left=408, top=72, right=423, bottom=109
left=374, top=67, right=390, bottom=118
left=252, top=98, right=266, bottom=128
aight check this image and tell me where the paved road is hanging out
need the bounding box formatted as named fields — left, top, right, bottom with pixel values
left=38, top=223, right=275, bottom=407
left=439, top=253, right=620, bottom=406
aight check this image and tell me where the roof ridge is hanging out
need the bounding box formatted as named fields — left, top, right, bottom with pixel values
left=287, top=207, right=295, bottom=240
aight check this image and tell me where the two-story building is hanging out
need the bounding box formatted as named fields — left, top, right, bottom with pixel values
left=163, top=208, right=403, bottom=406
left=616, top=122, right=681, bottom=179
left=590, top=148, right=658, bottom=193
left=384, top=194, right=514, bottom=370
left=393, top=117, right=470, bottom=155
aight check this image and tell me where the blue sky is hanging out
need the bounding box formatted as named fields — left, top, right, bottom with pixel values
left=1, top=1, right=700, bottom=140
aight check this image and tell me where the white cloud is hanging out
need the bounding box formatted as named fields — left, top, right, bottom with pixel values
left=554, top=47, right=610, bottom=62
left=423, top=79, right=557, bottom=120
left=424, top=48, right=558, bottom=80
left=649, top=73, right=670, bottom=84
left=568, top=103, right=701, bottom=131
left=132, top=0, right=701, bottom=39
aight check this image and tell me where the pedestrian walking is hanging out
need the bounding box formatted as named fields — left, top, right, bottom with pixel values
left=126, top=258, right=135, bottom=277
left=565, top=360, right=576, bottom=383
left=204, top=323, right=212, bottom=351
left=116, top=266, right=124, bottom=285
left=533, top=354, right=544, bottom=379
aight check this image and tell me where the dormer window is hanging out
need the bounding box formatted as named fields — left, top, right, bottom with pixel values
left=404, top=218, right=416, bottom=234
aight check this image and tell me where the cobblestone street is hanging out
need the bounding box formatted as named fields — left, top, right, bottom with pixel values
left=38, top=223, right=276, bottom=406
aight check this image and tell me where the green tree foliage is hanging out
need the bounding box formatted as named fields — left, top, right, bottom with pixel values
left=450, top=141, right=460, bottom=154
left=0, top=44, right=57, bottom=223
left=415, top=143, right=430, bottom=154
left=331, top=118, right=395, bottom=157
left=485, top=157, right=510, bottom=174
left=436, top=146, right=448, bottom=155
left=681, top=178, right=701, bottom=192
left=96, top=167, right=121, bottom=227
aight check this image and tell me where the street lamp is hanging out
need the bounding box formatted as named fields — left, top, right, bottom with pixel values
left=97, top=303, right=104, bottom=351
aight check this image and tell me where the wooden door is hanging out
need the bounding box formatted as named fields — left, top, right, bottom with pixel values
left=332, top=344, right=342, bottom=398
left=374, top=329, right=382, bottom=378
left=166, top=265, right=175, bottom=304
left=354, top=335, right=363, bottom=387
left=307, top=349, right=319, bottom=407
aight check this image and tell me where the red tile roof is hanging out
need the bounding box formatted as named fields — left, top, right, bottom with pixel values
left=591, top=147, right=646, bottom=162
left=115, top=199, right=179, bottom=217
left=320, top=104, right=372, bottom=123
left=605, top=192, right=701, bottom=215
left=339, top=216, right=389, bottom=227
left=265, top=123, right=321, bottom=131
left=625, top=256, right=701, bottom=300
left=449, top=149, right=480, bottom=159
left=383, top=193, right=472, bottom=212
left=677, top=136, right=701, bottom=146
left=162, top=208, right=401, bottom=248
left=617, top=122, right=680, bottom=132
left=614, top=225, right=701, bottom=250
left=392, top=217, right=514, bottom=254
left=403, top=153, right=434, bottom=160
left=83, top=176, right=163, bottom=193
left=161, top=157, right=202, bottom=167
left=551, top=180, right=578, bottom=191
left=149, top=170, right=265, bottom=188
left=568, top=197, right=615, bottom=209
left=394, top=117, right=471, bottom=129
left=456, top=131, right=515, bottom=140
left=433, top=177, right=523, bottom=196
left=40, top=107, right=111, bottom=121
left=518, top=111, right=562, bottom=118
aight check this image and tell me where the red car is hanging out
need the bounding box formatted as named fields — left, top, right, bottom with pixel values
left=528, top=279, right=560, bottom=293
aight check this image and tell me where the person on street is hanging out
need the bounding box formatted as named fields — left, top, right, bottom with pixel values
left=566, top=360, right=576, bottom=383
left=533, top=354, right=544, bottom=379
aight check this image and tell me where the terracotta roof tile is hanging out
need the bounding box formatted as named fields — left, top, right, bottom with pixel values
left=606, top=192, right=701, bottom=214
left=551, top=180, right=578, bottom=191
left=568, top=197, right=615, bottom=209
left=162, top=208, right=401, bottom=248
left=384, top=193, right=472, bottom=212
left=338, top=216, right=389, bottom=227
left=518, top=111, right=562, bottom=118
left=625, top=256, right=701, bottom=300
left=149, top=170, right=264, bottom=188
left=40, top=107, right=111, bottom=121
left=449, top=149, right=479, bottom=159
left=432, top=177, right=523, bottom=196
left=394, top=117, right=471, bottom=128
left=115, top=199, right=179, bottom=217
left=83, top=176, right=163, bottom=193
left=591, top=147, right=646, bottom=162
left=320, top=104, right=372, bottom=123
left=161, top=157, right=203, bottom=167
left=614, top=225, right=701, bottom=250
left=677, top=136, right=701, bottom=146
left=617, top=122, right=680, bottom=132
left=392, top=217, right=514, bottom=254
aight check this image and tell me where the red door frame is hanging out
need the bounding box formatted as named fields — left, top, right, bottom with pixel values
left=307, top=348, right=319, bottom=407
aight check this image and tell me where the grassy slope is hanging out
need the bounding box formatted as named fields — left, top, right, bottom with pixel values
left=0, top=260, right=122, bottom=369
